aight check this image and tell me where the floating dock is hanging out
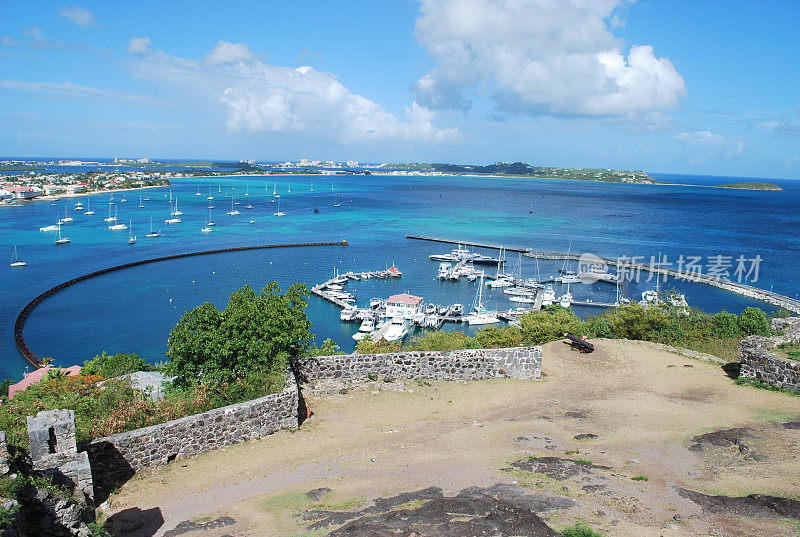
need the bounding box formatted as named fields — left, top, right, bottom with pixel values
left=408, top=235, right=800, bottom=314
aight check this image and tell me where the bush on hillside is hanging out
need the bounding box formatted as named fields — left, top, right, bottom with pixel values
left=82, top=352, right=152, bottom=379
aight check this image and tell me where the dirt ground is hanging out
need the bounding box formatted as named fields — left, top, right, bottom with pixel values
left=104, top=339, right=800, bottom=537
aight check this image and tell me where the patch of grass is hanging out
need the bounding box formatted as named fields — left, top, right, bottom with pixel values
left=561, top=521, right=604, bottom=537
left=631, top=475, right=649, bottom=482
left=734, top=377, right=800, bottom=397
left=777, top=342, right=800, bottom=361
left=573, top=458, right=593, bottom=465
left=564, top=449, right=580, bottom=455
left=255, top=491, right=313, bottom=513
left=322, top=497, right=364, bottom=511
left=391, top=499, right=431, bottom=511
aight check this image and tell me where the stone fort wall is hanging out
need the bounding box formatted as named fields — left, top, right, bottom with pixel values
left=738, top=317, right=800, bottom=392
left=58, top=346, right=541, bottom=492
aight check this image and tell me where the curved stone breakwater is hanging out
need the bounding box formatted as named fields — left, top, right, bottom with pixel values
left=14, top=241, right=348, bottom=369
left=407, top=235, right=800, bottom=314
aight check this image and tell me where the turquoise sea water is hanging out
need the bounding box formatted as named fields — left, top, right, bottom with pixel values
left=1, top=172, right=798, bottom=380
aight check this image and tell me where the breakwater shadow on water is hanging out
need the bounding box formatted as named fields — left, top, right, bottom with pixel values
left=14, top=241, right=348, bottom=369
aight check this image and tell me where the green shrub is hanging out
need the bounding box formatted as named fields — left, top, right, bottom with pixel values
left=561, top=522, right=604, bottom=537
left=518, top=308, right=586, bottom=345
left=82, top=352, right=152, bottom=379
left=355, top=335, right=402, bottom=354
left=407, top=330, right=479, bottom=352
left=738, top=307, right=770, bottom=336
left=631, top=475, right=649, bottom=482
left=710, top=311, right=742, bottom=339
left=476, top=326, right=522, bottom=349
left=587, top=316, right=614, bottom=338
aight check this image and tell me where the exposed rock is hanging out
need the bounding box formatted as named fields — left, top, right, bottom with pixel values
left=163, top=516, right=236, bottom=537
left=307, top=487, right=332, bottom=502
left=781, top=420, right=800, bottom=430
left=508, top=457, right=610, bottom=480
left=308, top=485, right=565, bottom=537
left=564, top=411, right=589, bottom=419
left=574, top=433, right=598, bottom=441
left=691, top=427, right=754, bottom=447
left=678, top=488, right=800, bottom=520
left=514, top=436, right=530, bottom=443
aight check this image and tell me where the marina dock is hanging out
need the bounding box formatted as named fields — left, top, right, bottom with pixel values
left=408, top=235, right=800, bottom=314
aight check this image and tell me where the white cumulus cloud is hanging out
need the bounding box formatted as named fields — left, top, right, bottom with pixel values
left=412, top=0, right=686, bottom=119
left=674, top=130, right=744, bottom=159
left=127, top=37, right=151, bottom=55
left=59, top=5, right=96, bottom=27
left=205, top=40, right=256, bottom=65
left=128, top=40, right=460, bottom=145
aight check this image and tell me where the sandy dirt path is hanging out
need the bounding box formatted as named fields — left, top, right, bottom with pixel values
left=105, top=339, right=800, bottom=537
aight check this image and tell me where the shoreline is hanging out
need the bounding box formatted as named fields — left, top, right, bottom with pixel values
left=1, top=184, right=170, bottom=207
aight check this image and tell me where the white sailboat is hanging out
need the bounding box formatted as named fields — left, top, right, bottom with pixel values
left=104, top=204, right=116, bottom=222
left=171, top=198, right=183, bottom=216
left=333, top=193, right=341, bottom=207
left=207, top=208, right=216, bottom=226
left=227, top=197, right=240, bottom=215
left=245, top=185, right=249, bottom=196
left=207, top=186, right=213, bottom=200
left=195, top=186, right=201, bottom=196
left=83, top=199, right=94, bottom=216
left=54, top=223, right=70, bottom=244
left=310, top=179, right=314, bottom=192
left=164, top=202, right=181, bottom=224
left=559, top=282, right=573, bottom=308
left=466, top=271, right=500, bottom=325
left=146, top=218, right=161, bottom=238
left=108, top=207, right=127, bottom=229
left=273, top=199, right=286, bottom=216
left=273, top=183, right=279, bottom=198
left=139, top=195, right=144, bottom=208
left=10, top=246, right=26, bottom=267
left=58, top=207, right=73, bottom=224
left=287, top=184, right=291, bottom=194
left=128, top=220, right=136, bottom=244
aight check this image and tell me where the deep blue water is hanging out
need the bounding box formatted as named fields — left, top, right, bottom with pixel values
left=1, top=173, right=798, bottom=381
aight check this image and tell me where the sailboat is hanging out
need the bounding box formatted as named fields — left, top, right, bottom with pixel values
left=559, top=282, right=573, bottom=308
left=207, top=186, right=213, bottom=200
left=171, top=198, right=183, bottom=216
left=195, top=186, right=201, bottom=196
left=331, top=180, right=334, bottom=191
left=108, top=208, right=127, bottom=230
left=207, top=208, right=216, bottom=226
left=128, top=220, right=136, bottom=244
left=201, top=219, right=212, bottom=233
left=273, top=184, right=279, bottom=198
left=227, top=197, right=240, bottom=215
left=287, top=184, right=291, bottom=194
left=245, top=185, right=249, bottom=196
left=104, top=203, right=116, bottom=222
left=10, top=246, right=26, bottom=267
left=273, top=199, right=286, bottom=216
left=58, top=207, right=73, bottom=224
left=310, top=179, right=314, bottom=192
left=146, top=218, right=161, bottom=238
left=466, top=271, right=500, bottom=325
left=248, top=206, right=255, bottom=224
left=54, top=223, right=70, bottom=245
left=84, top=199, right=94, bottom=216
left=139, top=195, right=144, bottom=208
left=333, top=193, right=341, bottom=207
left=265, top=181, right=269, bottom=191
left=165, top=202, right=181, bottom=224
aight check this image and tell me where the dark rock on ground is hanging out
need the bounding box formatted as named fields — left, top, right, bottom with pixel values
left=163, top=516, right=235, bottom=537
left=564, top=411, right=589, bottom=419
left=312, top=484, right=565, bottom=537
left=782, top=420, right=800, bottom=430
left=574, top=433, right=598, bottom=441
left=307, top=488, right=332, bottom=501
left=514, top=436, right=530, bottom=443
left=508, top=457, right=610, bottom=480
left=684, top=364, right=694, bottom=368
left=688, top=443, right=706, bottom=452
left=678, top=488, right=800, bottom=520
left=691, top=427, right=754, bottom=447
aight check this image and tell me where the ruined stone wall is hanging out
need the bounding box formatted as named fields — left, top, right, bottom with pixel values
left=739, top=317, right=800, bottom=392
left=293, top=347, right=542, bottom=385
left=81, top=375, right=299, bottom=492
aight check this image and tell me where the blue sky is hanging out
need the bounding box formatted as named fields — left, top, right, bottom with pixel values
left=1, top=1, right=799, bottom=178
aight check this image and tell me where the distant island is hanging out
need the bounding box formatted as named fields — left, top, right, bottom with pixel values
left=386, top=162, right=657, bottom=184
left=713, top=181, right=783, bottom=191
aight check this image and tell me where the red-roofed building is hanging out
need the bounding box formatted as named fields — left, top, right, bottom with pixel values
left=385, top=293, right=423, bottom=319
left=8, top=365, right=82, bottom=399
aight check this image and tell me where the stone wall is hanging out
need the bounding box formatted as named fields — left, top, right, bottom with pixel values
left=739, top=317, right=800, bottom=391
left=80, top=374, right=299, bottom=495
left=293, top=347, right=542, bottom=385
left=39, top=346, right=541, bottom=496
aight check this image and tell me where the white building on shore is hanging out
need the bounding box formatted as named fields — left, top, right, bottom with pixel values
left=385, top=293, right=423, bottom=320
